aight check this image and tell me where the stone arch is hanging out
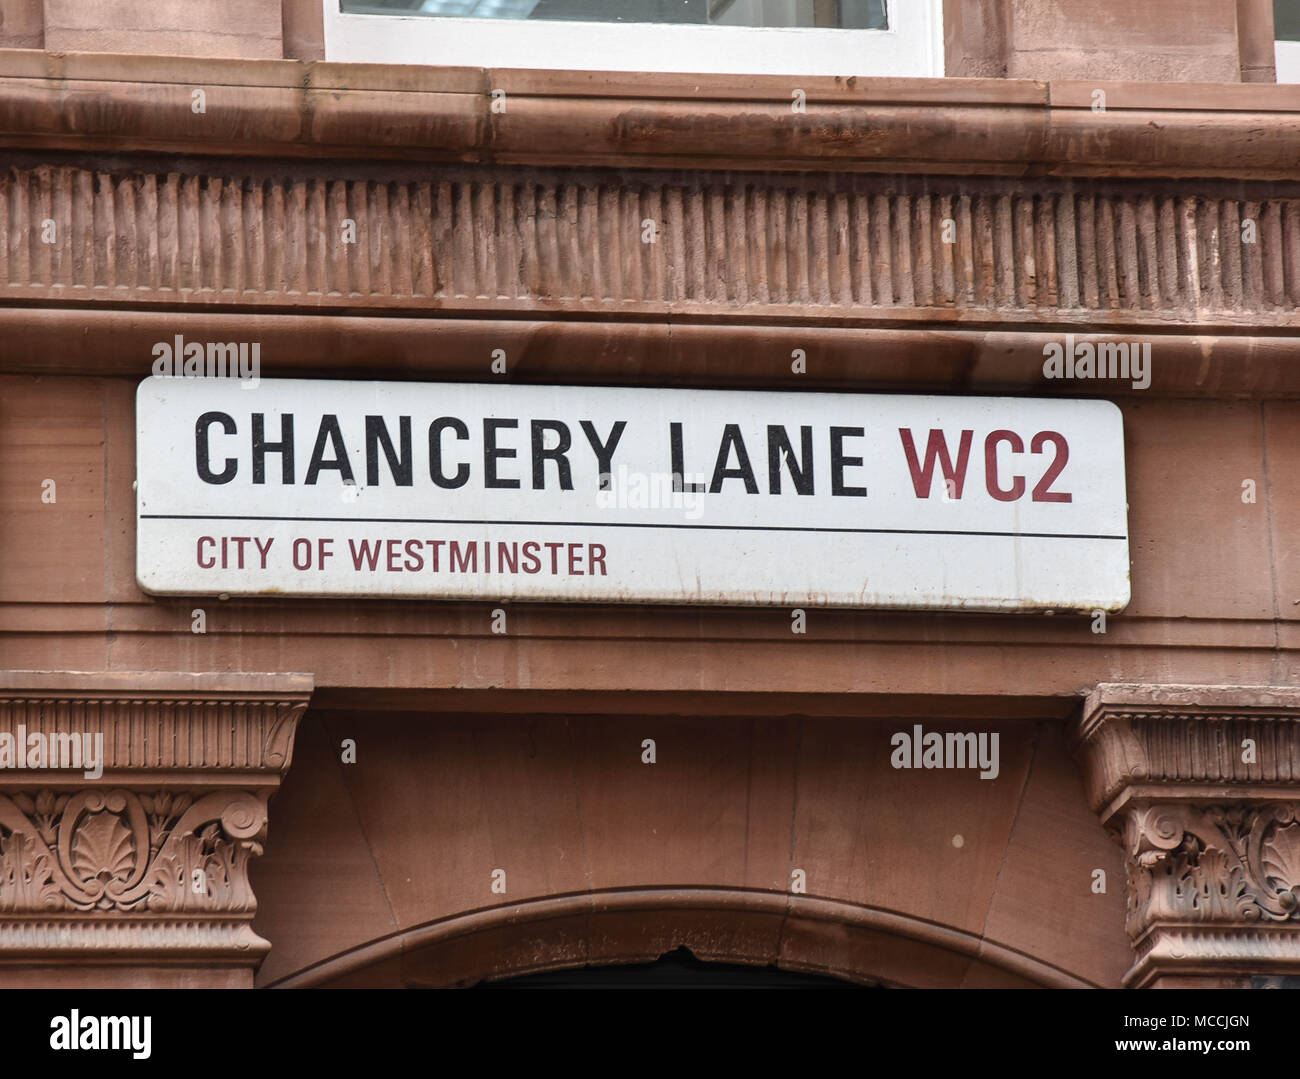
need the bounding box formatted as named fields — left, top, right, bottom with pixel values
left=267, top=887, right=1097, bottom=989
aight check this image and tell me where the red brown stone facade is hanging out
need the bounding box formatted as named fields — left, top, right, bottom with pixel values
left=2, top=1, right=1299, bottom=991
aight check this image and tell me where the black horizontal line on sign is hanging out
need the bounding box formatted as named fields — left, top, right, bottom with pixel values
left=140, top=514, right=1128, bottom=541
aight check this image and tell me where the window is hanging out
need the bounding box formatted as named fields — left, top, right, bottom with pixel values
left=341, top=1, right=889, bottom=30
left=1275, top=0, right=1300, bottom=82
left=324, top=0, right=944, bottom=77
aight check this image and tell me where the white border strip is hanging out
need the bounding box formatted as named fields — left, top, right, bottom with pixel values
left=1276, top=40, right=1300, bottom=84
left=323, top=0, right=944, bottom=78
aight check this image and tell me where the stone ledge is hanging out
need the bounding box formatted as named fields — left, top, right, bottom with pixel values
left=1, top=51, right=1299, bottom=176
left=5, top=310, right=1300, bottom=397
left=0, top=669, right=313, bottom=697
left=1130, top=926, right=1300, bottom=987
left=0, top=917, right=270, bottom=959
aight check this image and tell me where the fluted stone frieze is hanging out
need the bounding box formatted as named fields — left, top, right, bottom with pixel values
left=4, top=161, right=1300, bottom=326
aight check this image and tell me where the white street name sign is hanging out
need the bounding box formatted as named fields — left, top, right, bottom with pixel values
left=135, top=377, right=1130, bottom=611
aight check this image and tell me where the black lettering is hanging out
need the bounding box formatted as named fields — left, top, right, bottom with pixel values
left=252, top=413, right=294, bottom=485
left=429, top=417, right=470, bottom=489
left=484, top=418, right=520, bottom=489
left=669, top=422, right=706, bottom=493
left=365, top=415, right=413, bottom=486
left=830, top=426, right=868, bottom=497
left=531, top=420, right=573, bottom=490
left=580, top=420, right=627, bottom=490
left=767, top=424, right=815, bottom=495
left=195, top=411, right=237, bottom=485
left=709, top=424, right=759, bottom=494
left=304, top=415, right=356, bottom=485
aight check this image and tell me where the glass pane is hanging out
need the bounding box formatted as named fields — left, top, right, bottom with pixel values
left=341, top=0, right=889, bottom=30
left=1276, top=0, right=1300, bottom=41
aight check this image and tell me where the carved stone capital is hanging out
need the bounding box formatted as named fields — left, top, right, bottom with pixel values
left=1071, top=684, right=1300, bottom=988
left=0, top=671, right=312, bottom=986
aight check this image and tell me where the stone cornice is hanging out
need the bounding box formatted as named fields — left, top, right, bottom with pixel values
left=1, top=50, right=1300, bottom=178
left=0, top=670, right=314, bottom=785
left=1073, top=683, right=1300, bottom=821
left=4, top=54, right=1300, bottom=388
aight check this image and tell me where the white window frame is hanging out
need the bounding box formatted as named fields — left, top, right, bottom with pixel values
left=1275, top=39, right=1300, bottom=83
left=323, top=0, right=945, bottom=78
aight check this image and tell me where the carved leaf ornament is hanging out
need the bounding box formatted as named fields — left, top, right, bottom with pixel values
left=1124, top=803, right=1300, bottom=936
left=0, top=789, right=265, bottom=914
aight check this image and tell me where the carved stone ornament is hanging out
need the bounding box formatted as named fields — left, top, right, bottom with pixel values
left=0, top=671, right=311, bottom=982
left=1123, top=803, right=1300, bottom=931
left=0, top=788, right=267, bottom=915
left=1072, top=684, right=1300, bottom=987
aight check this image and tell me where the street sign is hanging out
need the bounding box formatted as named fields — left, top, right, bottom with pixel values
left=135, top=377, right=1130, bottom=611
